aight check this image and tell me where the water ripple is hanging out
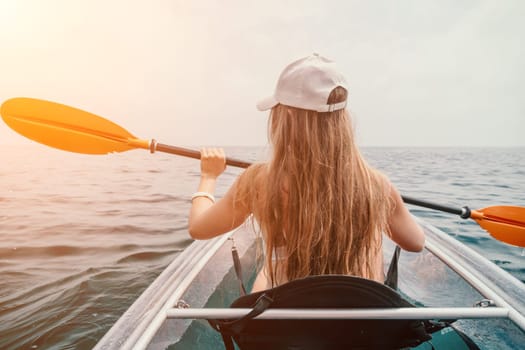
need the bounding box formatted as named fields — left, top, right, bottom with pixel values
left=1, top=146, right=523, bottom=349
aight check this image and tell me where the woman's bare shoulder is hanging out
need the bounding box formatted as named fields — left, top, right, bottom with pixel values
left=242, top=162, right=269, bottom=186
left=233, top=162, right=269, bottom=204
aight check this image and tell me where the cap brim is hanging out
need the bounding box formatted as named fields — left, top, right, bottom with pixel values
left=256, top=95, right=278, bottom=111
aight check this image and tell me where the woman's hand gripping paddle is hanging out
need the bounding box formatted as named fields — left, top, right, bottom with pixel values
left=1, top=97, right=524, bottom=247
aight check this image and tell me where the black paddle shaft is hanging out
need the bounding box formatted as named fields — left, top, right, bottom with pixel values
left=402, top=196, right=471, bottom=219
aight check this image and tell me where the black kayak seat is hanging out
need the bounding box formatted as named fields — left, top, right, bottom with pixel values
left=209, top=274, right=439, bottom=350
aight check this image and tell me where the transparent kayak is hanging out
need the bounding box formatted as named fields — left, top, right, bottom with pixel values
left=94, top=218, right=525, bottom=349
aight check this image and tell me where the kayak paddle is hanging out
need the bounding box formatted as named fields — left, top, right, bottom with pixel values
left=1, top=97, right=524, bottom=247
left=0, top=97, right=251, bottom=168
left=403, top=196, right=525, bottom=248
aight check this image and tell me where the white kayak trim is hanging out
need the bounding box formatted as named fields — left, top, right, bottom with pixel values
left=167, top=307, right=509, bottom=320
left=132, top=232, right=234, bottom=350
left=93, top=230, right=235, bottom=350
left=420, top=217, right=525, bottom=331
left=130, top=232, right=232, bottom=349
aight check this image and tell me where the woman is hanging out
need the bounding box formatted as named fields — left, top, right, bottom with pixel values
left=188, top=54, right=425, bottom=292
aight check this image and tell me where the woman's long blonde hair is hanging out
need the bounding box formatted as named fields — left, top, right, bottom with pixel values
left=236, top=87, right=393, bottom=286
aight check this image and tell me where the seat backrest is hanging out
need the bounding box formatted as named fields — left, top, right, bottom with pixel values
left=209, top=275, right=432, bottom=350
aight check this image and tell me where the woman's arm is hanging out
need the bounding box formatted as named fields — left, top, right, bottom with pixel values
left=387, top=184, right=425, bottom=252
left=188, top=148, right=250, bottom=240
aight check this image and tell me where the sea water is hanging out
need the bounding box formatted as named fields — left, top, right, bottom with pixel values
left=0, top=145, right=523, bottom=349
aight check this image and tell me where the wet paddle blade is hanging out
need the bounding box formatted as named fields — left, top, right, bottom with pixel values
left=472, top=206, right=525, bottom=247
left=1, top=97, right=148, bottom=154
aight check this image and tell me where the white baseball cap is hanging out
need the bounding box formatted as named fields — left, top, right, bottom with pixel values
left=256, top=53, right=348, bottom=113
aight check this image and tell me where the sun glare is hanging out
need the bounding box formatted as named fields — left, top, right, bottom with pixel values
left=0, top=1, right=20, bottom=31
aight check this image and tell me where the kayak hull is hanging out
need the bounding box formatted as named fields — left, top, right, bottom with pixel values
left=95, top=219, right=525, bottom=349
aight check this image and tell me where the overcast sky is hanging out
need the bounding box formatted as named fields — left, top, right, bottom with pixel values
left=0, top=0, right=523, bottom=147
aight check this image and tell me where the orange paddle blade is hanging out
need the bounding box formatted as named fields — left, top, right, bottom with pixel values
left=1, top=97, right=251, bottom=167
left=1, top=97, right=150, bottom=154
left=471, top=206, right=525, bottom=247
